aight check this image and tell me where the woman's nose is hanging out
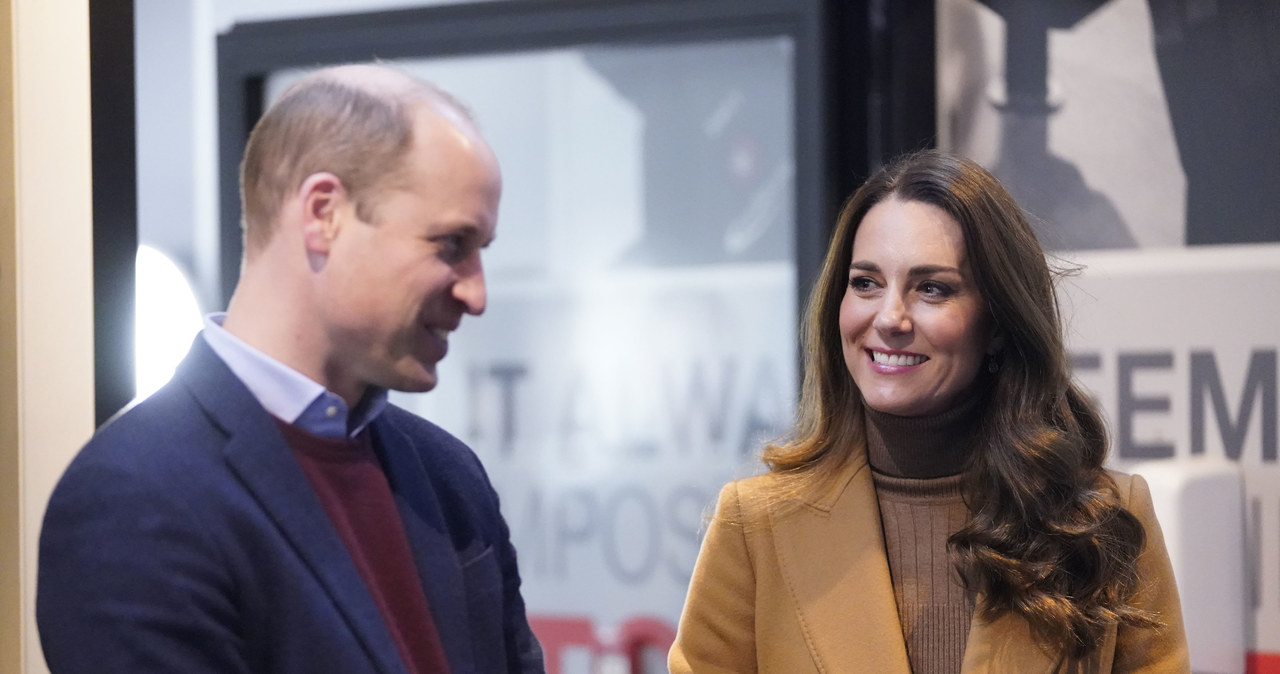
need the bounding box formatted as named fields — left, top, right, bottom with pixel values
left=873, top=294, right=911, bottom=334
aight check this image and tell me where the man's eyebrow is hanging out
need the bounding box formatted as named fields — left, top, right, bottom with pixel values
left=444, top=222, right=494, bottom=247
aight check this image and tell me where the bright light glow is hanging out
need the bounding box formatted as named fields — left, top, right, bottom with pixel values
left=135, top=245, right=204, bottom=399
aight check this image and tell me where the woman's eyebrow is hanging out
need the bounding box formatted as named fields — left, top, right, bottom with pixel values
left=849, top=261, right=962, bottom=276
left=908, top=264, right=962, bottom=276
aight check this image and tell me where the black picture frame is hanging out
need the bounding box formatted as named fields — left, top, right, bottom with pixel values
left=91, top=0, right=138, bottom=425
left=215, top=0, right=936, bottom=312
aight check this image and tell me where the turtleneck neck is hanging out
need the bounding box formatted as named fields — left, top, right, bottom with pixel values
left=863, top=387, right=987, bottom=479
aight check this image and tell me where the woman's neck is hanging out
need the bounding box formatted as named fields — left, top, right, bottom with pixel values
left=863, top=388, right=987, bottom=479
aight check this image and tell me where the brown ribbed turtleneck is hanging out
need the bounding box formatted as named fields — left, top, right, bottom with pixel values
left=866, top=395, right=983, bottom=674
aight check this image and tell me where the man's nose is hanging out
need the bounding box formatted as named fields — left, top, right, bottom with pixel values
left=454, top=260, right=487, bottom=316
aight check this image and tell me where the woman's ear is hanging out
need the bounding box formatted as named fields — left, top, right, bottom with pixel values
left=986, top=324, right=1006, bottom=356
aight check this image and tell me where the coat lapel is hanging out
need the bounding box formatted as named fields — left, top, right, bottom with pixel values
left=175, top=339, right=408, bottom=674
left=371, top=416, right=477, bottom=674
left=770, top=452, right=913, bottom=673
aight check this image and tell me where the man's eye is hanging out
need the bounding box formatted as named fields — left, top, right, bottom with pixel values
left=438, top=235, right=465, bottom=260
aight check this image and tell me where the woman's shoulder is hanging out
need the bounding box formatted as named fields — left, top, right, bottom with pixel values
left=716, top=454, right=868, bottom=524
left=706, top=471, right=809, bottom=531
left=1104, top=468, right=1135, bottom=492
left=1101, top=468, right=1159, bottom=519
left=1102, top=468, right=1146, bottom=494
left=715, top=472, right=782, bottom=516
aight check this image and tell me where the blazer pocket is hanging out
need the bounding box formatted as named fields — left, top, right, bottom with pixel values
left=461, top=545, right=507, bottom=672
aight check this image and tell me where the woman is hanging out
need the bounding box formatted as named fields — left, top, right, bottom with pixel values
left=669, top=151, right=1188, bottom=673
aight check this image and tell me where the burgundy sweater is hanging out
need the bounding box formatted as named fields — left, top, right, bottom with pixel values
left=275, top=419, right=452, bottom=673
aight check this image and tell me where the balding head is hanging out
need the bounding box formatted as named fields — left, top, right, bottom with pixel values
left=238, top=64, right=477, bottom=255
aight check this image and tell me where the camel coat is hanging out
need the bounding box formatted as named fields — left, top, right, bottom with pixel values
left=669, top=449, right=1189, bottom=673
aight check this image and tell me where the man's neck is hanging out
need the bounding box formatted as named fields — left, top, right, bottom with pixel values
left=221, top=261, right=357, bottom=406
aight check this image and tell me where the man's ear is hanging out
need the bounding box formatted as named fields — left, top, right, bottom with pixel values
left=298, top=172, right=347, bottom=255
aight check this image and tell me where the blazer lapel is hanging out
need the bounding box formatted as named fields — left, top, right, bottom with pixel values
left=175, top=339, right=408, bottom=674
left=770, top=452, right=913, bottom=673
left=371, top=417, right=477, bottom=674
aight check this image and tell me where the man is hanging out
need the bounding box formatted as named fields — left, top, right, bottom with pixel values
left=37, top=64, right=544, bottom=673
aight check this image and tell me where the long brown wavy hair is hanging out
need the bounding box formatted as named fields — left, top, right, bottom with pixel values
left=763, top=150, right=1159, bottom=662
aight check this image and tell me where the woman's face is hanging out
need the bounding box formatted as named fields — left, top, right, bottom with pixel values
left=838, top=197, right=999, bottom=417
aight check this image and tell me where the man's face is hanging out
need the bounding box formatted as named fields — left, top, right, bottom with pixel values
left=315, top=108, right=501, bottom=402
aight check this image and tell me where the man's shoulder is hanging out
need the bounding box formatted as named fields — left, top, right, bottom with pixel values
left=100, top=377, right=199, bottom=428
left=84, top=381, right=176, bottom=443
left=376, top=404, right=488, bottom=477
left=377, top=404, right=470, bottom=455
left=378, top=404, right=463, bottom=443
left=89, top=339, right=243, bottom=448
left=63, top=377, right=234, bottom=489
left=44, top=379, right=244, bottom=541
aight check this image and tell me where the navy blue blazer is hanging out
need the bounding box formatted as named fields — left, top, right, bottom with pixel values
left=37, top=337, right=544, bottom=673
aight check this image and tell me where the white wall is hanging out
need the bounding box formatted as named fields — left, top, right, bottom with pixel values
left=0, top=2, right=96, bottom=672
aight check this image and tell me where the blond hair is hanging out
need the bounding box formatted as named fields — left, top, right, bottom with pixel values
left=238, top=66, right=469, bottom=255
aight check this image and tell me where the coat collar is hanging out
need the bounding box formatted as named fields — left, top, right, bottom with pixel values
left=767, top=448, right=1063, bottom=673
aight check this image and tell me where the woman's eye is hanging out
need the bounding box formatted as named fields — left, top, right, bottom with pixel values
left=848, top=276, right=878, bottom=292
left=919, top=280, right=954, bottom=298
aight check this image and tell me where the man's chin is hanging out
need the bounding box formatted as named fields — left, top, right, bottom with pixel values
left=398, top=378, right=438, bottom=394
left=382, top=367, right=439, bottom=394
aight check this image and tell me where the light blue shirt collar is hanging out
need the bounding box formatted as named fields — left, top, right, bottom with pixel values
left=200, top=313, right=387, bottom=439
